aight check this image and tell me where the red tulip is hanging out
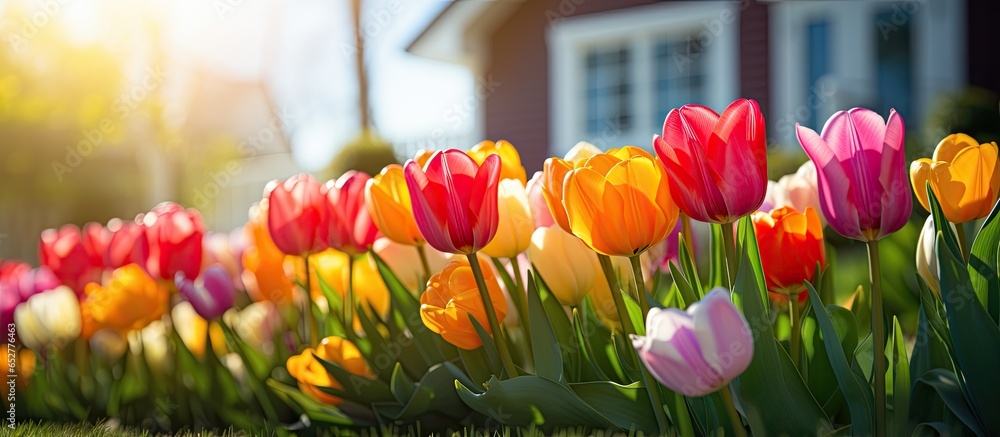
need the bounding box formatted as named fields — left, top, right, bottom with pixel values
left=266, top=174, right=329, bottom=256
left=39, top=224, right=102, bottom=293
left=105, top=218, right=149, bottom=269
left=654, top=98, right=768, bottom=223
left=323, top=171, right=379, bottom=256
left=404, top=149, right=502, bottom=254
left=143, top=202, right=205, bottom=281
left=83, top=222, right=110, bottom=269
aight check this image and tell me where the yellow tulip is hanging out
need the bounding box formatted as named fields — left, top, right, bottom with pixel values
left=14, top=286, right=81, bottom=351
left=588, top=255, right=636, bottom=331
left=139, top=320, right=172, bottom=376
left=469, top=140, right=527, bottom=184
left=294, top=250, right=391, bottom=321
left=564, top=141, right=602, bottom=162
left=527, top=226, right=599, bottom=307
left=286, top=336, right=373, bottom=405
left=481, top=179, right=535, bottom=259
left=419, top=258, right=508, bottom=350
left=413, top=149, right=435, bottom=169
left=365, top=164, right=424, bottom=246
left=81, top=264, right=169, bottom=339
left=562, top=149, right=679, bottom=256
left=911, top=133, right=1000, bottom=223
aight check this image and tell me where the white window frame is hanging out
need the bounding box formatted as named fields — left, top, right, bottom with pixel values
left=770, top=0, right=966, bottom=146
left=548, top=2, right=739, bottom=157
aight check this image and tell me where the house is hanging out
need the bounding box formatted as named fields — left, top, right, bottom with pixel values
left=407, top=0, right=999, bottom=171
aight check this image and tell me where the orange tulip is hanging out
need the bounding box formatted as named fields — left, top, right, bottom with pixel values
left=413, top=149, right=435, bottom=169
left=80, top=264, right=169, bottom=339
left=752, top=207, right=826, bottom=294
left=910, top=133, right=1000, bottom=223
left=286, top=336, right=373, bottom=405
left=419, top=258, right=507, bottom=350
left=242, top=201, right=295, bottom=304
left=540, top=142, right=603, bottom=233
left=562, top=147, right=679, bottom=256
left=469, top=140, right=527, bottom=184
left=365, top=164, right=424, bottom=246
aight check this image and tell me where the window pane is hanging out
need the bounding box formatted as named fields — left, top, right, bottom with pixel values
left=584, top=45, right=632, bottom=135
left=806, top=21, right=830, bottom=129
left=654, top=36, right=707, bottom=126
left=875, top=10, right=912, bottom=124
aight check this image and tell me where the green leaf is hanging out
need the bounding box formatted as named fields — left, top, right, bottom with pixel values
left=888, top=317, right=909, bottom=437
left=468, top=315, right=504, bottom=378
left=385, top=362, right=475, bottom=421
left=622, top=293, right=645, bottom=336
left=908, top=369, right=986, bottom=435
left=492, top=257, right=525, bottom=320
left=968, top=196, right=1000, bottom=324
left=801, top=304, right=856, bottom=417
left=927, top=183, right=963, bottom=261
left=456, top=375, right=651, bottom=432
left=734, top=218, right=832, bottom=436
left=805, top=282, right=873, bottom=436
left=708, top=223, right=727, bottom=290
left=390, top=362, right=415, bottom=404
left=909, top=306, right=953, bottom=385
left=935, top=232, right=1000, bottom=432
left=569, top=381, right=658, bottom=432
left=677, top=235, right=704, bottom=298
left=266, top=379, right=356, bottom=426
left=355, top=302, right=394, bottom=382
left=370, top=250, right=443, bottom=365
left=313, top=353, right=395, bottom=404
left=668, top=261, right=697, bottom=310
left=527, top=270, right=563, bottom=381
left=533, top=268, right=579, bottom=378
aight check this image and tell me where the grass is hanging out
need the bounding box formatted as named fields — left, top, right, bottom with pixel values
left=6, top=421, right=650, bottom=437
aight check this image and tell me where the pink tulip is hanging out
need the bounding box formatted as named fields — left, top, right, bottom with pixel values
left=631, top=287, right=753, bottom=397
left=526, top=171, right=555, bottom=228
left=323, top=171, right=379, bottom=256
left=266, top=174, right=329, bottom=256
left=796, top=108, right=909, bottom=241
left=404, top=149, right=502, bottom=254
left=175, top=265, right=236, bottom=320
left=654, top=99, right=768, bottom=224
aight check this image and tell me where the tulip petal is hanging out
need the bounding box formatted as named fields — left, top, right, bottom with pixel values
left=707, top=99, right=767, bottom=217
left=797, top=124, right=862, bottom=239
left=692, top=288, right=753, bottom=379
left=405, top=160, right=456, bottom=253
left=470, top=154, right=502, bottom=251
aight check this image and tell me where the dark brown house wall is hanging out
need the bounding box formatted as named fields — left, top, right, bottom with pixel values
left=967, top=0, right=1000, bottom=93
left=485, top=0, right=770, bottom=173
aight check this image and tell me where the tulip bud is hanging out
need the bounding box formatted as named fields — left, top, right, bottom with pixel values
left=286, top=336, right=374, bottom=404
left=39, top=225, right=102, bottom=293
left=324, top=171, right=379, bottom=255
left=481, top=179, right=534, bottom=259
left=105, top=218, right=148, bottom=270
left=528, top=226, right=598, bottom=307
left=143, top=202, right=205, bottom=281
left=631, top=288, right=753, bottom=397
left=14, top=286, right=82, bottom=351
left=752, top=207, right=826, bottom=294
left=915, top=215, right=953, bottom=296
left=366, top=164, right=425, bottom=246
left=469, top=140, right=527, bottom=185
left=266, top=174, right=329, bottom=256
left=911, top=133, right=1000, bottom=224
left=526, top=172, right=555, bottom=228
left=175, top=265, right=236, bottom=320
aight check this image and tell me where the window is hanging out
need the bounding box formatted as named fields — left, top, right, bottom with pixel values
left=584, top=46, right=632, bottom=134
left=806, top=20, right=830, bottom=129
left=875, top=9, right=912, bottom=123
left=654, top=36, right=707, bottom=126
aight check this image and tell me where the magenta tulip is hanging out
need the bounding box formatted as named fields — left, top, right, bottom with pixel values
left=404, top=149, right=502, bottom=254
left=631, top=287, right=753, bottom=397
left=175, top=265, right=235, bottom=319
left=654, top=99, right=768, bottom=224
left=796, top=108, right=909, bottom=241
left=323, top=171, right=379, bottom=256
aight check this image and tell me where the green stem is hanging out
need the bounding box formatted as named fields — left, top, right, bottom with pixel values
left=867, top=240, right=886, bottom=437
left=790, top=295, right=802, bottom=368
left=597, top=254, right=668, bottom=434
left=509, top=256, right=532, bottom=355
left=629, top=255, right=651, bottom=320
left=675, top=392, right=695, bottom=437
left=680, top=213, right=695, bottom=258
left=217, top=322, right=279, bottom=424
left=303, top=255, right=318, bottom=344
left=956, top=222, right=969, bottom=262
left=416, top=244, right=432, bottom=289
left=720, top=383, right=747, bottom=437
left=466, top=253, right=518, bottom=378
left=573, top=306, right=603, bottom=379
left=344, top=255, right=355, bottom=333
left=720, top=223, right=740, bottom=289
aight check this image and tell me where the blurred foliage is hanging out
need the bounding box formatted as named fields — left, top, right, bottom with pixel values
left=922, top=87, right=1000, bottom=152
left=325, top=130, right=399, bottom=179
